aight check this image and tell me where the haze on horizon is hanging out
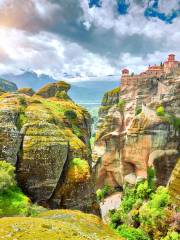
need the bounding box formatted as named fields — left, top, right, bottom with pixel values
left=0, top=0, right=180, bottom=82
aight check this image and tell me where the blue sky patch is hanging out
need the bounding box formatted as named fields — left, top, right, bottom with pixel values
left=88, top=0, right=102, bottom=8
left=117, top=0, right=130, bottom=15
left=145, top=0, right=180, bottom=24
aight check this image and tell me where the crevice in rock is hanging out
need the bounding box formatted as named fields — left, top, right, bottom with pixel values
left=48, top=142, right=70, bottom=209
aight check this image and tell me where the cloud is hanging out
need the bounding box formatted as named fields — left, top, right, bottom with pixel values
left=0, top=27, right=115, bottom=78
left=0, top=0, right=179, bottom=80
left=0, top=0, right=61, bottom=32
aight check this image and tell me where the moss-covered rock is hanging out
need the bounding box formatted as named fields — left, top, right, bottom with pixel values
left=168, top=158, right=180, bottom=206
left=17, top=88, right=35, bottom=96
left=36, top=81, right=70, bottom=98
left=0, top=210, right=121, bottom=240
left=0, top=82, right=96, bottom=213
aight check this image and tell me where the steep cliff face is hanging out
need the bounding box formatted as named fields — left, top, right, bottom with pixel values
left=0, top=81, right=98, bottom=214
left=94, top=68, right=180, bottom=193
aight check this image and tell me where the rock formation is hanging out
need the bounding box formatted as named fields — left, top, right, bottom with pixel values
left=0, top=81, right=98, bottom=214
left=94, top=63, right=180, bottom=197
left=0, top=209, right=121, bottom=240
left=17, top=87, right=35, bottom=96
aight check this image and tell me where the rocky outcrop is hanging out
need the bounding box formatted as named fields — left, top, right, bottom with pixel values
left=168, top=158, right=180, bottom=206
left=94, top=67, right=180, bottom=191
left=0, top=209, right=122, bottom=240
left=0, top=78, right=17, bottom=92
left=0, top=83, right=98, bottom=214
left=36, top=81, right=70, bottom=98
left=17, top=87, right=35, bottom=96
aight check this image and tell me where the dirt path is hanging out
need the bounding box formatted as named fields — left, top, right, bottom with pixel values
left=100, top=192, right=122, bottom=222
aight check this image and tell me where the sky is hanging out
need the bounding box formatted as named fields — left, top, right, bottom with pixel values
left=0, top=0, right=180, bottom=81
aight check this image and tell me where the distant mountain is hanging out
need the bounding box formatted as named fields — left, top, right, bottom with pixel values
left=2, top=71, right=55, bottom=90
left=1, top=71, right=119, bottom=104
left=0, top=78, right=17, bottom=92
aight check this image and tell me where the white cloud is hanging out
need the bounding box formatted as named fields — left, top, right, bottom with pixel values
left=0, top=27, right=115, bottom=78
left=158, top=0, right=179, bottom=14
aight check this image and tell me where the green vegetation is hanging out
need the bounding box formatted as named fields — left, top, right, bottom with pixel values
left=18, top=96, right=27, bottom=106
left=96, top=185, right=114, bottom=202
left=0, top=209, right=121, bottom=240
left=135, top=107, right=142, bottom=115
left=16, top=96, right=28, bottom=129
left=156, top=106, right=165, bottom=116
left=109, top=168, right=180, bottom=240
left=156, top=106, right=180, bottom=131
left=0, top=161, right=44, bottom=217
left=55, top=90, right=70, bottom=100
left=117, top=99, right=126, bottom=111
left=64, top=109, right=77, bottom=120
left=117, top=225, right=150, bottom=240
left=67, top=158, right=90, bottom=183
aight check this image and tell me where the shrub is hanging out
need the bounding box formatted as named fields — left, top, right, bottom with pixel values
left=139, top=187, right=170, bottom=238
left=156, top=106, right=165, bottom=116
left=55, top=90, right=70, bottom=100
left=135, top=107, right=142, bottom=115
left=0, top=161, right=16, bottom=192
left=0, top=161, right=44, bottom=217
left=96, top=185, right=113, bottom=202
left=72, top=124, right=83, bottom=138
left=0, top=186, right=30, bottom=217
left=18, top=96, right=27, bottom=106
left=64, top=110, right=77, bottom=120
left=117, top=225, right=150, bottom=240
left=0, top=161, right=30, bottom=216
left=161, top=231, right=179, bottom=240
left=118, top=99, right=126, bottom=111
left=67, top=158, right=90, bottom=183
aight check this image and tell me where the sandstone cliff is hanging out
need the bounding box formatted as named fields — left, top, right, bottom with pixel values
left=94, top=68, right=180, bottom=199
left=0, top=81, right=98, bottom=214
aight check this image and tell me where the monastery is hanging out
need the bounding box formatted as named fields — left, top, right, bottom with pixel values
left=121, top=54, right=179, bottom=86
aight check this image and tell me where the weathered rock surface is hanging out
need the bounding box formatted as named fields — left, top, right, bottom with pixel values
left=0, top=83, right=98, bottom=214
left=17, top=87, right=35, bottom=96
left=168, top=158, right=180, bottom=206
left=36, top=81, right=70, bottom=98
left=94, top=67, right=180, bottom=192
left=0, top=209, right=122, bottom=240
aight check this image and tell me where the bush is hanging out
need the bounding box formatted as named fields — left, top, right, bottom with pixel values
left=64, top=110, right=77, bottom=120
left=18, top=96, right=27, bottom=106
left=0, top=161, right=44, bottom=217
left=67, top=158, right=90, bottom=183
left=156, top=106, right=165, bottom=116
left=139, top=187, right=170, bottom=238
left=135, top=107, right=142, bottom=115
left=161, top=231, right=179, bottom=240
left=0, top=186, right=30, bottom=217
left=55, top=90, right=70, bottom=100
left=117, top=99, right=126, bottom=111
left=0, top=161, right=16, bottom=192
left=96, top=185, right=113, bottom=202
left=117, top=225, right=150, bottom=240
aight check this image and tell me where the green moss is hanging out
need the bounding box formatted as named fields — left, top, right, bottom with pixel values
left=67, top=158, right=90, bottom=183
left=0, top=210, right=121, bottom=240
left=117, top=99, right=126, bottom=112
